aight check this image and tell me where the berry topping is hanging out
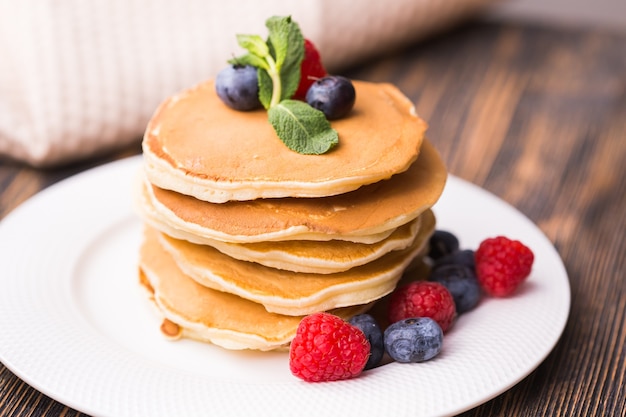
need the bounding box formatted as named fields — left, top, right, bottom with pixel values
left=383, top=317, right=443, bottom=363
left=388, top=281, right=456, bottom=332
left=289, top=312, right=370, bottom=382
left=306, top=75, right=356, bottom=120
left=430, top=264, right=481, bottom=314
left=433, top=249, right=476, bottom=272
left=349, top=314, right=384, bottom=370
left=227, top=17, right=338, bottom=154
left=428, top=230, right=460, bottom=260
left=293, top=39, right=327, bottom=100
left=215, top=64, right=262, bottom=111
left=474, top=236, right=534, bottom=297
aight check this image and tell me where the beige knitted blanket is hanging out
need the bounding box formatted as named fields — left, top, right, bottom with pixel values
left=0, top=0, right=493, bottom=166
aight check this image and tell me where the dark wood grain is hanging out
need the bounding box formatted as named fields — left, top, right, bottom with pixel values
left=0, top=20, right=624, bottom=417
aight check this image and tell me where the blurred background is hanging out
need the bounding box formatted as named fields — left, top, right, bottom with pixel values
left=489, top=0, right=626, bottom=29
left=0, top=0, right=624, bottom=168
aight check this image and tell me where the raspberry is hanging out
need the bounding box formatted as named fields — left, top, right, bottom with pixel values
left=289, top=312, right=370, bottom=382
left=475, top=236, right=534, bottom=297
left=293, top=39, right=327, bottom=100
left=388, top=281, right=456, bottom=332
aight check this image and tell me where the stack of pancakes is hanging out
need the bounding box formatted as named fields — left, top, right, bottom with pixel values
left=134, top=80, right=447, bottom=351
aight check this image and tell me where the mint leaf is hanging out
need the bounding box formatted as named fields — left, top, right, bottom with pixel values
left=257, top=69, right=273, bottom=109
left=236, top=34, right=269, bottom=58
left=268, top=100, right=338, bottom=154
left=265, top=16, right=291, bottom=68
left=230, top=16, right=304, bottom=109
left=265, top=16, right=304, bottom=101
left=228, top=53, right=268, bottom=70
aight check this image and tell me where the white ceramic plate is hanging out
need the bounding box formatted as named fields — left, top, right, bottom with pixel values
left=0, top=157, right=570, bottom=417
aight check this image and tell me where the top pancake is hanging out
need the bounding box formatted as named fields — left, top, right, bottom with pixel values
left=143, top=80, right=428, bottom=203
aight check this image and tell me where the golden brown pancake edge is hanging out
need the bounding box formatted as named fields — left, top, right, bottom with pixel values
left=142, top=80, right=428, bottom=202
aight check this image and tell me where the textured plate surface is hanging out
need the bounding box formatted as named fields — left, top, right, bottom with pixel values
left=0, top=156, right=570, bottom=417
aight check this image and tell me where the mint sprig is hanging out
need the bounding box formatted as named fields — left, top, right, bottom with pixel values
left=268, top=100, right=338, bottom=154
left=229, top=16, right=338, bottom=155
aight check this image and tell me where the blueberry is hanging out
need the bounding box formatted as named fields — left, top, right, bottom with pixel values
left=349, top=314, right=384, bottom=370
left=430, top=264, right=481, bottom=314
left=215, top=65, right=262, bottom=111
left=384, top=317, right=443, bottom=363
left=305, top=75, right=355, bottom=120
left=433, top=249, right=475, bottom=271
left=428, top=230, right=460, bottom=260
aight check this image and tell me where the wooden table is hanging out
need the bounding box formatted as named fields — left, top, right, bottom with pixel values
left=0, top=20, right=624, bottom=416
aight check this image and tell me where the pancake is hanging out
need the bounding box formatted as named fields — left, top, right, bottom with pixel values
left=142, top=80, right=428, bottom=203
left=155, top=209, right=435, bottom=316
left=143, top=212, right=421, bottom=274
left=138, top=139, right=447, bottom=244
left=178, top=216, right=422, bottom=274
left=139, top=233, right=371, bottom=351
